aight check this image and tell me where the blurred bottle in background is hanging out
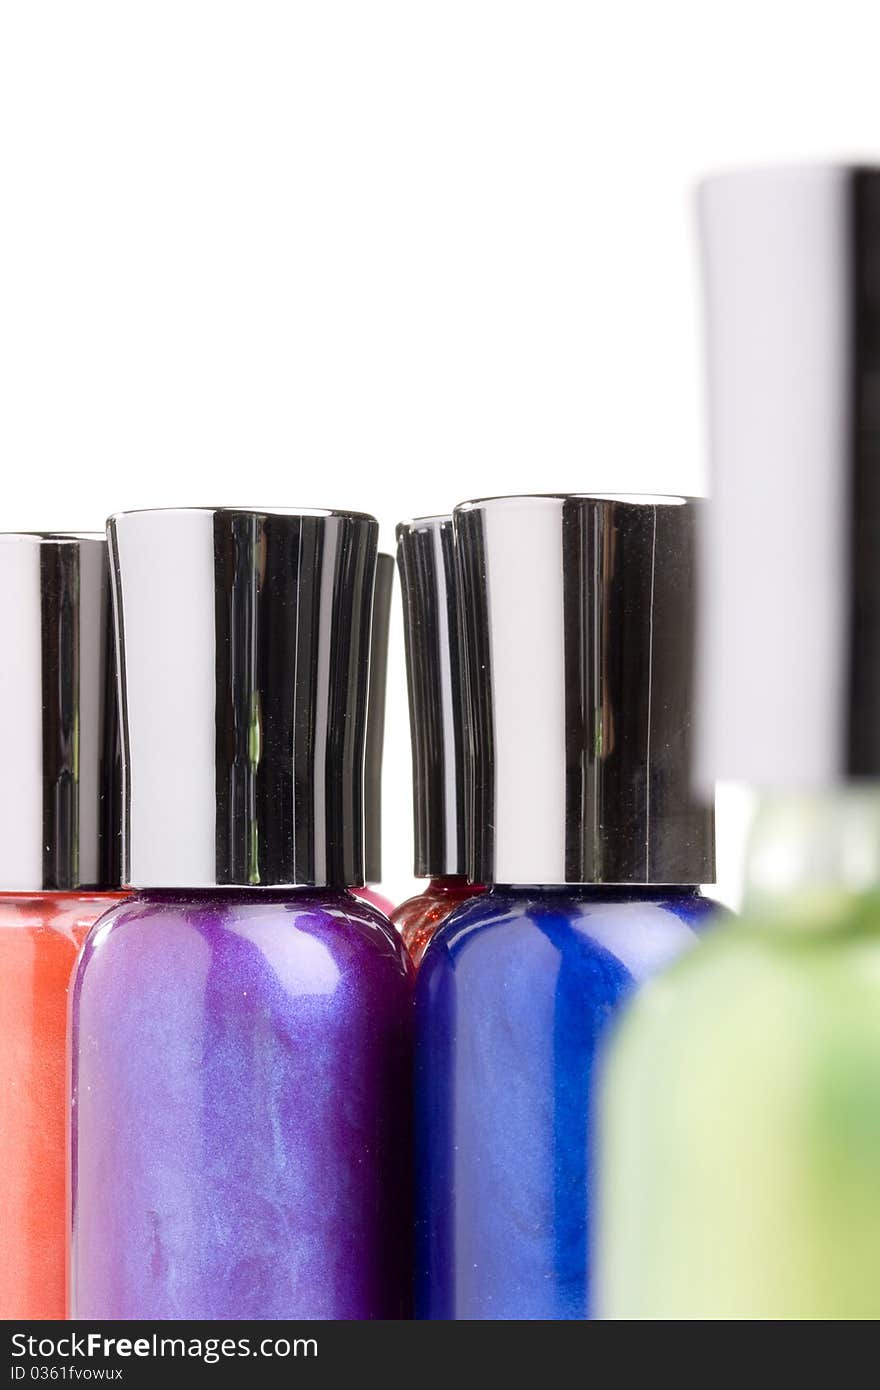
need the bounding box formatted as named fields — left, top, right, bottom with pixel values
left=599, top=165, right=880, bottom=1319
left=0, top=533, right=124, bottom=1320
left=415, top=493, right=717, bottom=1319
left=393, top=517, right=483, bottom=963
left=355, top=553, right=396, bottom=918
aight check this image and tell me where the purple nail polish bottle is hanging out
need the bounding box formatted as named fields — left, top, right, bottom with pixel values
left=70, top=508, right=413, bottom=1321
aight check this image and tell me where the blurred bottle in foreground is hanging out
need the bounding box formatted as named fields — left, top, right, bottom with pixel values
left=599, top=165, right=880, bottom=1320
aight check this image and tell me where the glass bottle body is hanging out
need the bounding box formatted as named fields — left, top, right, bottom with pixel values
left=354, top=885, right=395, bottom=918
left=392, top=877, right=484, bottom=966
left=599, top=792, right=880, bottom=1320
left=415, top=884, right=716, bottom=1319
left=0, top=891, right=124, bottom=1320
left=71, top=888, right=413, bottom=1320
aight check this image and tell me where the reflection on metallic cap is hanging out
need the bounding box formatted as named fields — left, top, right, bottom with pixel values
left=109, top=507, right=377, bottom=888
left=455, top=494, right=715, bottom=886
left=396, top=516, right=470, bottom=878
left=364, top=553, right=394, bottom=885
left=0, top=534, right=120, bottom=891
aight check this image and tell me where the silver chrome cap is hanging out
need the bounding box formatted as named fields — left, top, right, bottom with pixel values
left=455, top=494, right=715, bottom=886
left=698, top=166, right=880, bottom=790
left=396, top=516, right=469, bottom=878
left=363, top=553, right=394, bottom=885
left=0, top=533, right=120, bottom=891
left=109, top=507, right=378, bottom=888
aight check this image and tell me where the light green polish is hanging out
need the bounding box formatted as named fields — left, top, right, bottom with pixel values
left=598, top=791, right=880, bottom=1320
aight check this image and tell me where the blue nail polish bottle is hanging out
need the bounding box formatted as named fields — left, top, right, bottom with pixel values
left=415, top=494, right=718, bottom=1320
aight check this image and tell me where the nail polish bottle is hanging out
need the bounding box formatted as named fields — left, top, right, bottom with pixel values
left=0, top=534, right=123, bottom=1320
left=600, top=167, right=880, bottom=1320
left=392, top=517, right=483, bottom=965
left=70, top=508, right=413, bottom=1320
left=415, top=494, right=717, bottom=1319
left=356, top=553, right=395, bottom=918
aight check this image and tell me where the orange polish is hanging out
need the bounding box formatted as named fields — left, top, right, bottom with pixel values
left=0, top=892, right=123, bottom=1320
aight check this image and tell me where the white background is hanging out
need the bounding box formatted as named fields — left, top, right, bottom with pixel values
left=2, top=2, right=872, bottom=907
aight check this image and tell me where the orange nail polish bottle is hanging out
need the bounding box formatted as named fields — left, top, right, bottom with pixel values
left=0, top=534, right=123, bottom=1320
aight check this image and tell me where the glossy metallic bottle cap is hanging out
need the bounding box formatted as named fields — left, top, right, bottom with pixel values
left=396, top=516, right=469, bottom=877
left=698, top=166, right=880, bottom=790
left=109, top=507, right=378, bottom=889
left=0, top=534, right=120, bottom=891
left=455, top=494, right=715, bottom=886
left=363, top=553, right=394, bottom=885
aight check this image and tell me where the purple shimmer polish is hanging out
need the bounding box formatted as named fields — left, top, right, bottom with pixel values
left=71, top=889, right=412, bottom=1320
left=71, top=508, right=412, bottom=1320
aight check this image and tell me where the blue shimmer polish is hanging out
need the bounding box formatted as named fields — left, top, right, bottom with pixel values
left=415, top=885, right=716, bottom=1320
left=416, top=495, right=719, bottom=1320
